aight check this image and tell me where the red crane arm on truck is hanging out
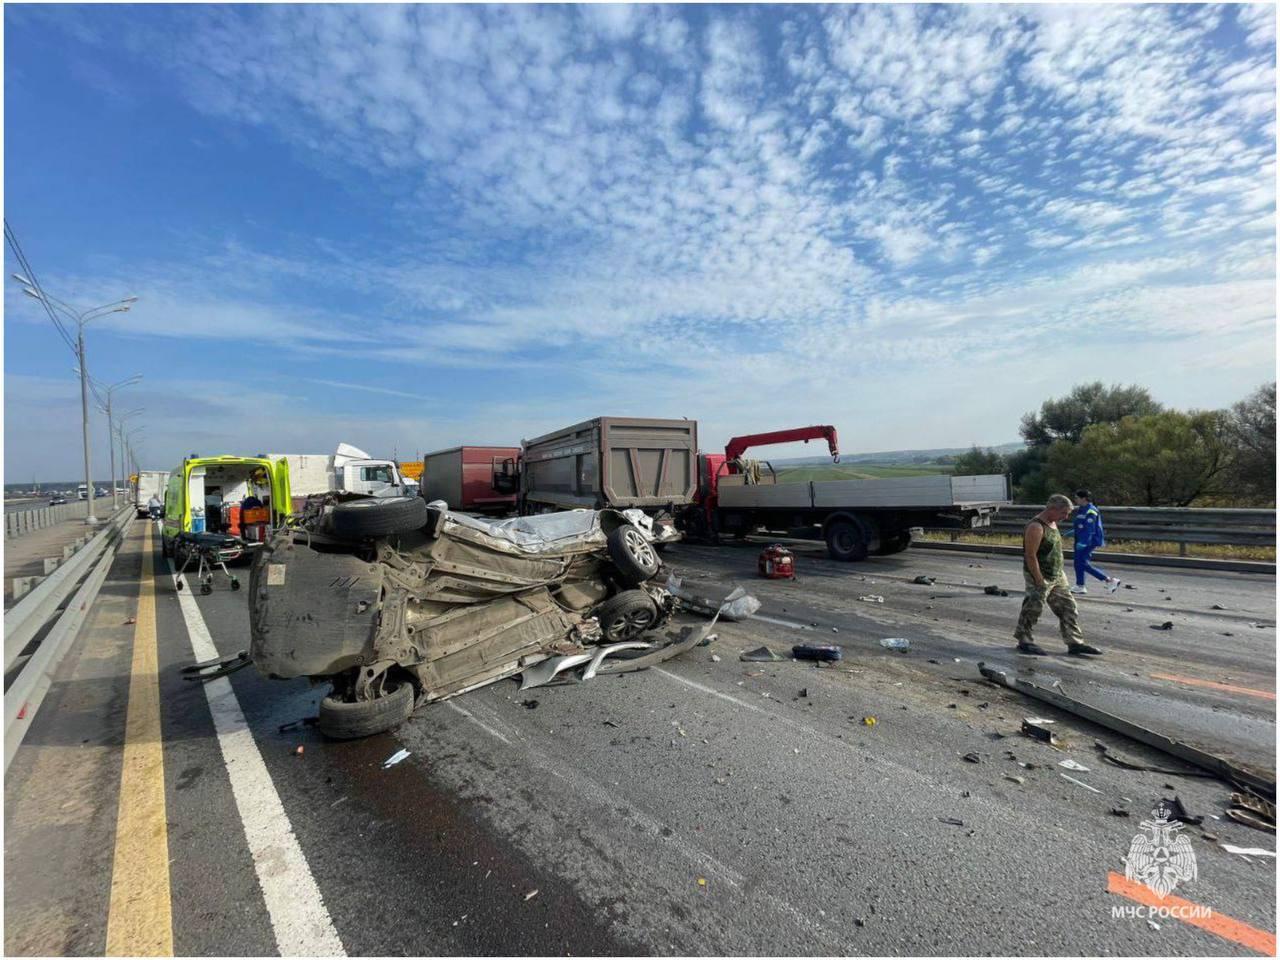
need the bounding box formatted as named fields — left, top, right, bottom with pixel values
left=723, top=426, right=840, bottom=464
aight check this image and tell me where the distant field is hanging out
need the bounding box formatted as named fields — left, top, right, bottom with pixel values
left=773, top=461, right=953, bottom=483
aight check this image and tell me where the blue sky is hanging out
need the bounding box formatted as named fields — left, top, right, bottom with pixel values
left=4, top=3, right=1275, bottom=481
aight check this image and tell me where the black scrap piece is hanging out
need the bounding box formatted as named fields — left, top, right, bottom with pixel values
left=984, top=585, right=1009, bottom=597
left=792, top=644, right=842, bottom=662
left=1164, top=795, right=1203, bottom=825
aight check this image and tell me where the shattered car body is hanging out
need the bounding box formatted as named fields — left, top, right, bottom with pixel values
left=249, top=499, right=685, bottom=738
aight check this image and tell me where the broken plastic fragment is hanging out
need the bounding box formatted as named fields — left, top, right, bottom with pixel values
left=382, top=748, right=411, bottom=769
left=1221, top=844, right=1276, bottom=857
left=740, top=645, right=787, bottom=662
left=879, top=638, right=910, bottom=651
left=1057, top=759, right=1089, bottom=772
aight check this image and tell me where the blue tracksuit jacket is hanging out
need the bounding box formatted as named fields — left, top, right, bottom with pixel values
left=1073, top=503, right=1105, bottom=550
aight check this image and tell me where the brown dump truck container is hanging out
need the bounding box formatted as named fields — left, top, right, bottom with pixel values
left=521, top=417, right=698, bottom=514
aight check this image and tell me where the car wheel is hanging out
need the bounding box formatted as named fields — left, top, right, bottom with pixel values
left=606, top=525, right=661, bottom=586
left=330, top=496, right=428, bottom=539
left=825, top=519, right=869, bottom=562
left=317, top=678, right=415, bottom=740
left=593, top=590, right=660, bottom=642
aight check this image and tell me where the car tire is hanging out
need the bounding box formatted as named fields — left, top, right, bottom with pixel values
left=329, top=496, right=428, bottom=540
left=318, top=679, right=415, bottom=740
left=825, top=519, right=869, bottom=562
left=593, top=590, right=660, bottom=642
left=606, top=525, right=661, bottom=586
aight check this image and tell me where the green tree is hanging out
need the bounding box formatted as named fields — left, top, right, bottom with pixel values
left=1223, top=382, right=1276, bottom=500
left=1007, top=446, right=1051, bottom=504
left=952, top=446, right=1007, bottom=476
left=1020, top=382, right=1164, bottom=446
left=1046, top=411, right=1233, bottom=506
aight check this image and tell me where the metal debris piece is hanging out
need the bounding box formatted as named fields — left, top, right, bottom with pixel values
left=879, top=638, right=910, bottom=651
left=1060, top=772, right=1101, bottom=793
left=524, top=889, right=540, bottom=901
left=1005, top=775, right=1025, bottom=785
left=938, top=816, right=965, bottom=826
left=519, top=653, right=594, bottom=690
left=983, top=585, right=1009, bottom=597
left=858, top=595, right=885, bottom=603
left=1092, top=741, right=1213, bottom=779
left=981, top=662, right=1275, bottom=798
left=1153, top=621, right=1174, bottom=631
left=1165, top=795, right=1203, bottom=825
left=911, top=575, right=936, bottom=585
left=1109, top=807, right=1130, bottom=817
left=1226, top=809, right=1275, bottom=833
left=1021, top=718, right=1061, bottom=746
left=1058, top=759, right=1090, bottom=772
left=1221, top=844, right=1276, bottom=858
left=963, top=752, right=981, bottom=763
left=741, top=645, right=787, bottom=662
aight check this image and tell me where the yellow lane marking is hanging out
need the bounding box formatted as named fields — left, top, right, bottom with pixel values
left=105, top=522, right=173, bottom=956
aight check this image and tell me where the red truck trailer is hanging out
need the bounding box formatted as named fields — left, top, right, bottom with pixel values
left=422, top=446, right=520, bottom=515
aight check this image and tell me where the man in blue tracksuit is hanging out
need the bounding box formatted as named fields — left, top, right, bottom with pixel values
left=1071, top=489, right=1120, bottom=594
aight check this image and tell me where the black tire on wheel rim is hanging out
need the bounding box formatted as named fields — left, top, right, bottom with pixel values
left=329, top=496, right=429, bottom=540
left=593, top=590, right=659, bottom=642
left=318, top=678, right=415, bottom=740
left=606, top=525, right=661, bottom=586
left=825, top=519, right=869, bottom=562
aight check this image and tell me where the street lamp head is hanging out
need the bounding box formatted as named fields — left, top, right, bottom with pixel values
left=22, top=287, right=42, bottom=300
left=10, top=273, right=33, bottom=286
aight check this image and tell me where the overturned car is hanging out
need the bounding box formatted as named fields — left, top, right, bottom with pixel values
left=248, top=495, right=696, bottom=739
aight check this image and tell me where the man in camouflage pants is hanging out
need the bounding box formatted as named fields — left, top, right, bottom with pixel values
left=1015, top=493, right=1103, bottom=657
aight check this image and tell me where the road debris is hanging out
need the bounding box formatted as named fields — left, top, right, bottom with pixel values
left=980, top=663, right=1275, bottom=797
left=1059, top=773, right=1101, bottom=793
left=1005, top=775, right=1025, bottom=785
left=911, top=575, right=936, bottom=585
left=524, top=889, right=540, bottom=901
left=938, top=816, right=965, bottom=826
left=382, top=748, right=411, bottom=769
left=1229, top=792, right=1276, bottom=832
left=1221, top=844, right=1276, bottom=858
left=1109, top=807, right=1129, bottom=816
left=741, top=645, right=787, bottom=662
left=1021, top=718, right=1060, bottom=746
left=1211, top=603, right=1228, bottom=610
left=294, top=745, right=305, bottom=757
left=962, top=752, right=981, bottom=763
left=696, top=877, right=707, bottom=887
left=1165, top=795, right=1203, bottom=825
left=602, top=719, right=619, bottom=727
left=666, top=576, right=761, bottom=621
left=879, top=638, right=910, bottom=651
left=1092, top=741, right=1214, bottom=779
left=520, top=699, right=540, bottom=709
left=1058, top=759, right=1089, bottom=772
left=710, top=654, right=722, bottom=663
left=861, top=716, right=877, bottom=726
left=858, top=595, right=884, bottom=603
left=792, top=643, right=842, bottom=662
left=983, top=585, right=1009, bottom=597
left=1153, top=621, right=1174, bottom=631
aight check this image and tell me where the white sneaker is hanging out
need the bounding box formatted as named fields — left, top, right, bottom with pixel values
left=1106, top=578, right=1121, bottom=594
left=1070, top=585, right=1087, bottom=595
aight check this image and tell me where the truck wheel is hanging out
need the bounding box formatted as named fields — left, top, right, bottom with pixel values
left=875, top=534, right=912, bottom=556
left=593, top=590, right=659, bottom=642
left=825, top=520, right=869, bottom=562
left=606, top=525, right=660, bottom=586
left=330, top=496, right=428, bottom=539
left=318, top=679, right=415, bottom=740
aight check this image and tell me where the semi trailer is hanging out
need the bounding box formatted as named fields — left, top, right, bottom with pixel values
left=421, top=445, right=520, bottom=515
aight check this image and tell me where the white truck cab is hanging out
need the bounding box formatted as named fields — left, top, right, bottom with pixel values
left=270, top=444, right=410, bottom=510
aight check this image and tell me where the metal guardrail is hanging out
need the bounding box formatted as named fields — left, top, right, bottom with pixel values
left=3, top=499, right=112, bottom=539
left=946, top=505, right=1275, bottom=555
left=4, top=505, right=134, bottom=771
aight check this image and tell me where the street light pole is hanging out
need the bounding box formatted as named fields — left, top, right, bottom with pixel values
left=10, top=275, right=137, bottom=525
left=94, top=376, right=141, bottom=509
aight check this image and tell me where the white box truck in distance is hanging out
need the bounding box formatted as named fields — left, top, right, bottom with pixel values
left=268, top=443, right=410, bottom=511
left=135, top=471, right=170, bottom=517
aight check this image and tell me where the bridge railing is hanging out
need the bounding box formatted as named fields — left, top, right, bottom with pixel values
left=3, top=500, right=108, bottom=540
left=941, top=505, right=1275, bottom=555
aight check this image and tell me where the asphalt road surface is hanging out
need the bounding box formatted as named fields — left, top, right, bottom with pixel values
left=5, top=521, right=1276, bottom=956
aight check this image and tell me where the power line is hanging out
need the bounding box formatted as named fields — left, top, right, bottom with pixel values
left=4, top=218, right=80, bottom=356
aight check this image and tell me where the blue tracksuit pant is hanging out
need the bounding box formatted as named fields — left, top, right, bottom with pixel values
left=1074, top=546, right=1109, bottom=585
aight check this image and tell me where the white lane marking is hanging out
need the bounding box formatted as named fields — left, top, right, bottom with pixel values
left=449, top=695, right=847, bottom=951
left=653, top=667, right=829, bottom=740
left=444, top=701, right=513, bottom=745
left=747, top=613, right=813, bottom=630
left=169, top=563, right=345, bottom=957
